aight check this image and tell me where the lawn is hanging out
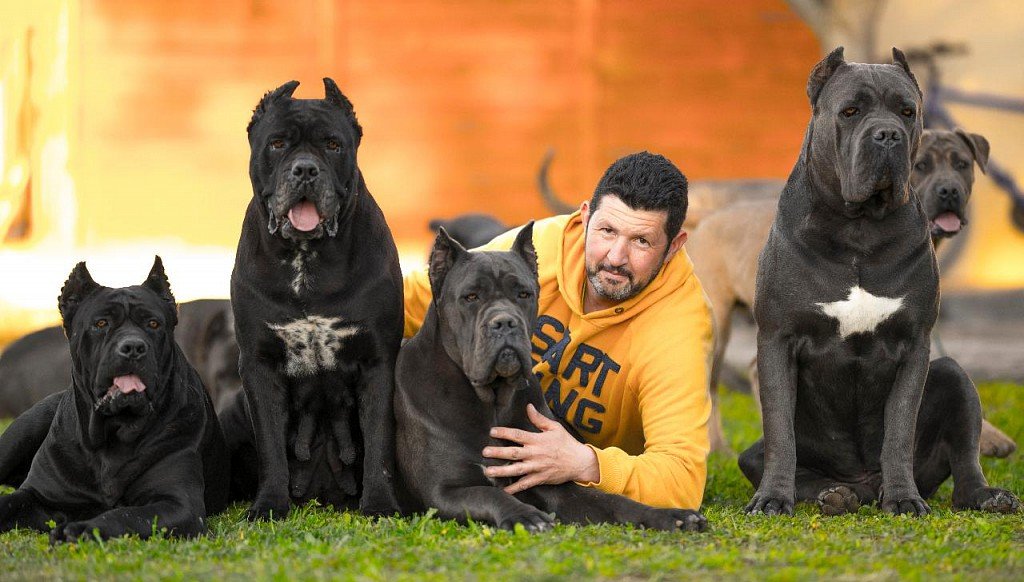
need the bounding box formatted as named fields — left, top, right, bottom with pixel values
left=0, top=384, right=1021, bottom=581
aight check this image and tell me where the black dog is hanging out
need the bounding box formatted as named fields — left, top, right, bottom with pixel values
left=0, top=258, right=230, bottom=541
left=740, top=47, right=1020, bottom=516
left=394, top=226, right=707, bottom=532
left=428, top=214, right=509, bottom=250
left=0, top=299, right=240, bottom=418
left=222, top=79, right=403, bottom=520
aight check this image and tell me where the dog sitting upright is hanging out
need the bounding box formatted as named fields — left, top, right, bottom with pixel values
left=739, top=47, right=1020, bottom=516
left=394, top=226, right=706, bottom=532
left=222, top=79, right=403, bottom=520
left=0, top=258, right=229, bottom=541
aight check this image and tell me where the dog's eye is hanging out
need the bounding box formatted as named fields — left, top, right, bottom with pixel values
left=841, top=107, right=859, bottom=117
left=147, top=319, right=160, bottom=329
left=270, top=139, right=286, bottom=150
left=901, top=107, right=915, bottom=118
left=326, top=140, right=341, bottom=152
left=517, top=291, right=532, bottom=299
left=955, top=160, right=970, bottom=170
left=463, top=293, right=479, bottom=303
left=914, top=162, right=928, bottom=171
left=95, top=319, right=108, bottom=329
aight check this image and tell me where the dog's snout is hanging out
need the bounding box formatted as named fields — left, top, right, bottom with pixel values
left=487, top=314, right=519, bottom=333
left=291, top=159, right=320, bottom=181
left=872, top=128, right=902, bottom=148
left=116, top=338, right=148, bottom=360
left=937, top=184, right=961, bottom=202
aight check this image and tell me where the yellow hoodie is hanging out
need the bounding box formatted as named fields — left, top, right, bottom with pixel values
left=403, top=212, right=713, bottom=509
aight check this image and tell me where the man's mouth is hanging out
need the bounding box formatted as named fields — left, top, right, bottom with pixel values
left=287, top=200, right=323, bottom=232
left=599, top=266, right=632, bottom=284
left=931, top=211, right=964, bottom=236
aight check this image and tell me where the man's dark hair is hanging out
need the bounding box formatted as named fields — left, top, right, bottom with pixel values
left=590, top=151, right=688, bottom=240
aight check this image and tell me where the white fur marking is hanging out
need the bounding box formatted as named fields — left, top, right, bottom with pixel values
left=268, top=316, right=360, bottom=377
left=817, top=286, right=904, bottom=338
left=290, top=243, right=318, bottom=295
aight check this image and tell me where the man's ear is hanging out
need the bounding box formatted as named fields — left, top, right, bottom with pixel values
left=807, top=46, right=846, bottom=107
left=954, top=128, right=990, bottom=174
left=511, top=222, right=538, bottom=282
left=142, top=256, right=178, bottom=327
left=664, top=229, right=689, bottom=264
left=58, top=262, right=101, bottom=335
left=428, top=227, right=468, bottom=302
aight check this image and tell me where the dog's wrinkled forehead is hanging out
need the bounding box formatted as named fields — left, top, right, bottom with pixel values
left=447, top=252, right=536, bottom=298
left=818, top=63, right=921, bottom=110
left=250, top=99, right=355, bottom=143
left=72, top=287, right=174, bottom=332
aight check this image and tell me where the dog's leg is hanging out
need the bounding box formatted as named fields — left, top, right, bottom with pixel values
left=356, top=355, right=401, bottom=516
left=915, top=358, right=1021, bottom=513
left=707, top=304, right=734, bottom=455
left=518, top=484, right=707, bottom=532
left=745, top=331, right=798, bottom=515
left=0, top=489, right=63, bottom=533
left=240, top=359, right=292, bottom=521
left=433, top=484, right=554, bottom=532
left=878, top=340, right=931, bottom=516
left=0, top=392, right=63, bottom=487
left=979, top=419, right=1017, bottom=458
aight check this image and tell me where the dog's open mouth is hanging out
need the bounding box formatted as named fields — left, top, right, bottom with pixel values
left=494, top=347, right=522, bottom=378
left=287, top=200, right=324, bottom=232
left=95, top=374, right=150, bottom=414
left=931, top=211, right=964, bottom=237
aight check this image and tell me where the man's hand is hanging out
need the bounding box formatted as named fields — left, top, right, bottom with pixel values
left=482, top=404, right=600, bottom=494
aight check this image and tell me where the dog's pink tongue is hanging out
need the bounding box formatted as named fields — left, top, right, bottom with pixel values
left=112, top=374, right=146, bottom=394
left=288, top=201, right=321, bottom=232
left=933, top=211, right=962, bottom=233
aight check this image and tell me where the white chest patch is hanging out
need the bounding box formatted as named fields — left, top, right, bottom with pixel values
left=288, top=244, right=318, bottom=296
left=268, top=316, right=360, bottom=377
left=816, top=286, right=904, bottom=339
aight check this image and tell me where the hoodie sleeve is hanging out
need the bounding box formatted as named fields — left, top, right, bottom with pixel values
left=577, top=284, right=714, bottom=509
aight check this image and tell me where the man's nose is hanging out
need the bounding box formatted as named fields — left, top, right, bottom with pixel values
left=605, top=238, right=629, bottom=265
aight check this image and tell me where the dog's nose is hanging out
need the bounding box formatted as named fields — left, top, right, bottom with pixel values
left=937, top=185, right=960, bottom=202
left=116, top=338, right=148, bottom=360
left=291, top=160, right=320, bottom=181
left=872, top=128, right=902, bottom=148
left=487, top=314, right=519, bottom=333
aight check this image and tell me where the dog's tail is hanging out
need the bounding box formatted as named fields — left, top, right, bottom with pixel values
left=537, top=148, right=579, bottom=215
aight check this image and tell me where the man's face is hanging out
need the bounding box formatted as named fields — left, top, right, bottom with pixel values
left=580, top=194, right=687, bottom=310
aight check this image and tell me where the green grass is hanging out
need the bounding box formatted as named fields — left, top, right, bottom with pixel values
left=1, top=384, right=1022, bottom=580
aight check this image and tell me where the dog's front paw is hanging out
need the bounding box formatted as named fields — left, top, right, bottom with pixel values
left=880, top=494, right=930, bottom=516
left=358, top=490, right=401, bottom=518
left=642, top=508, right=708, bottom=532
left=817, top=485, right=860, bottom=516
left=746, top=490, right=794, bottom=516
left=979, top=420, right=1017, bottom=458
left=954, top=487, right=1022, bottom=514
left=496, top=507, right=554, bottom=533
left=49, top=520, right=101, bottom=544
left=246, top=495, right=291, bottom=522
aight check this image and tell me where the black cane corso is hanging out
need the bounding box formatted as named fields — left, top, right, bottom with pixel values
left=739, top=47, right=1021, bottom=516
left=428, top=214, right=509, bottom=250
left=221, top=79, right=403, bottom=520
left=0, top=258, right=230, bottom=541
left=0, top=299, right=240, bottom=418
left=394, top=226, right=707, bottom=532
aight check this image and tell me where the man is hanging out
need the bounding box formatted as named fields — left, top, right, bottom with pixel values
left=403, top=152, right=713, bottom=509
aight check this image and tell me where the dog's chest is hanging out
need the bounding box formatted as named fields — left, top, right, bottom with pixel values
left=268, top=315, right=361, bottom=377
left=284, top=244, right=318, bottom=295
left=815, top=286, right=904, bottom=339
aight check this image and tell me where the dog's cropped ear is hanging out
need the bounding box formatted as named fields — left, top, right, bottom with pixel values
left=142, top=256, right=178, bottom=326
left=323, top=78, right=363, bottom=144
left=954, top=128, right=990, bottom=174
left=807, top=46, right=846, bottom=107
left=428, top=227, right=468, bottom=302
left=511, top=222, right=538, bottom=282
left=891, top=47, right=922, bottom=98
left=248, top=80, right=300, bottom=134
left=58, top=262, right=101, bottom=334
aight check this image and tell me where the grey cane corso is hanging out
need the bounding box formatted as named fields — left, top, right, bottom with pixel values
left=0, top=258, right=230, bottom=541
left=394, top=225, right=707, bottom=532
left=220, top=79, right=403, bottom=521
left=739, top=47, right=1020, bottom=516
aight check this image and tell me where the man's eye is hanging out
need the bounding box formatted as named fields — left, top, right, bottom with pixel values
left=95, top=319, right=108, bottom=329
left=841, top=107, right=859, bottom=117
left=148, top=320, right=160, bottom=329
left=270, top=139, right=286, bottom=150
left=636, top=238, right=650, bottom=247
left=463, top=293, right=479, bottom=303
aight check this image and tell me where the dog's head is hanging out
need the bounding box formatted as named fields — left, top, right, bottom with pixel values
left=912, top=128, right=989, bottom=240
left=58, top=257, right=179, bottom=444
left=806, top=47, right=924, bottom=219
left=428, top=213, right=510, bottom=250
left=247, top=78, right=363, bottom=241
left=428, top=224, right=538, bottom=404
